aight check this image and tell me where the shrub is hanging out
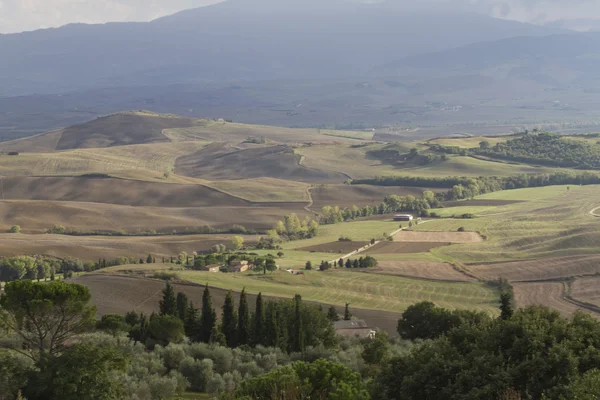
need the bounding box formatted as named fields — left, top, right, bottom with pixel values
left=338, top=236, right=352, bottom=242
left=153, top=272, right=179, bottom=281
left=457, top=227, right=466, bottom=232
left=8, top=225, right=21, bottom=233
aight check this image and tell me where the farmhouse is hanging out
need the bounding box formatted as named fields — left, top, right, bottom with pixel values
left=230, top=260, right=249, bottom=273
left=334, top=320, right=376, bottom=339
left=200, top=264, right=220, bottom=273
left=393, top=214, right=414, bottom=222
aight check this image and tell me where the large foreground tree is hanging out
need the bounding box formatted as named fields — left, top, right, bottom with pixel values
left=0, top=280, right=96, bottom=361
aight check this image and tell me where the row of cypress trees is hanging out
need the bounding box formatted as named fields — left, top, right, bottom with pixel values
left=158, top=281, right=336, bottom=354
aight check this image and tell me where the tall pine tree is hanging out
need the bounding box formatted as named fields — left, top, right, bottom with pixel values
left=159, top=281, right=177, bottom=316
left=344, top=303, right=352, bottom=321
left=237, top=288, right=251, bottom=346
left=176, top=292, right=189, bottom=321
left=221, top=291, right=238, bottom=348
left=264, top=302, right=279, bottom=348
left=291, top=294, right=305, bottom=353
left=252, top=292, right=265, bottom=346
left=184, top=301, right=200, bottom=341
left=199, top=284, right=217, bottom=343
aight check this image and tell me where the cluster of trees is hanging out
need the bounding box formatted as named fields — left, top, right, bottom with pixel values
left=270, top=213, right=320, bottom=241
left=120, top=282, right=338, bottom=356
left=320, top=191, right=442, bottom=224
left=429, top=132, right=600, bottom=169
left=476, top=132, right=600, bottom=169
left=310, top=256, right=378, bottom=271
left=45, top=224, right=256, bottom=237
left=0, top=280, right=381, bottom=399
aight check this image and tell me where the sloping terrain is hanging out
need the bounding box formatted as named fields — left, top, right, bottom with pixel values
left=571, top=277, right=600, bottom=308
left=71, top=274, right=403, bottom=335
left=0, top=112, right=198, bottom=152
left=0, top=176, right=249, bottom=207
left=176, top=144, right=346, bottom=182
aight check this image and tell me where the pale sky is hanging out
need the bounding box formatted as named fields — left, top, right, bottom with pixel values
left=1, top=0, right=599, bottom=34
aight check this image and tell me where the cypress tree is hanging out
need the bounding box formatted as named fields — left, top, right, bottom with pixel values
left=327, top=305, right=340, bottom=322
left=184, top=301, right=200, bottom=340
left=344, top=303, right=352, bottom=321
left=338, top=258, right=344, bottom=268
left=237, top=288, right=251, bottom=346
left=252, top=292, right=265, bottom=345
left=265, top=302, right=279, bottom=348
left=159, top=281, right=177, bottom=316
left=176, top=292, right=189, bottom=321
left=291, top=294, right=305, bottom=353
left=500, top=291, right=514, bottom=320
left=199, top=284, right=217, bottom=343
left=147, top=254, right=153, bottom=264
left=221, top=291, right=238, bottom=348
left=345, top=259, right=352, bottom=269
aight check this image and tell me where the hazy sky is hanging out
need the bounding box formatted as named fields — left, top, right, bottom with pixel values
left=1, top=0, right=599, bottom=34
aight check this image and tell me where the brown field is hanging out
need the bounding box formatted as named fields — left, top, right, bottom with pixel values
left=0, top=176, right=249, bottom=207
left=296, top=241, right=370, bottom=254
left=176, top=143, right=346, bottom=183
left=364, top=241, right=450, bottom=254
left=571, top=277, right=600, bottom=308
left=513, top=281, right=599, bottom=319
left=373, top=261, right=476, bottom=282
left=0, top=200, right=308, bottom=234
left=467, top=255, right=600, bottom=282
left=71, top=274, right=402, bottom=335
left=310, top=185, right=445, bottom=210
left=393, top=231, right=483, bottom=243
left=0, top=233, right=257, bottom=259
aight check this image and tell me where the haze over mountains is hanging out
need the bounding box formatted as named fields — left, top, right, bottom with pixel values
left=1, top=0, right=600, bottom=138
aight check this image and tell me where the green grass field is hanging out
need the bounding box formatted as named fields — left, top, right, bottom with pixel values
left=428, top=136, right=508, bottom=148
left=178, top=269, right=499, bottom=314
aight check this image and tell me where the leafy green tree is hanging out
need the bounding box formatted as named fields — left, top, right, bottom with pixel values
left=327, top=306, right=340, bottom=322
left=148, top=315, right=185, bottom=346
left=221, top=291, right=238, bottom=348
left=305, top=261, right=312, bottom=270
left=231, top=236, right=244, bottom=250
left=237, top=288, right=251, bottom=346
left=199, top=284, right=217, bottom=343
left=362, top=331, right=390, bottom=365
left=96, top=314, right=129, bottom=337
left=0, top=280, right=95, bottom=361
left=209, top=325, right=227, bottom=347
left=236, top=359, right=370, bottom=399
left=0, top=352, right=33, bottom=400
left=25, top=342, right=128, bottom=400
left=344, top=303, right=352, bottom=321
left=124, top=311, right=140, bottom=326
left=176, top=292, right=189, bottom=321
left=265, top=258, right=278, bottom=273
left=9, top=225, right=21, bottom=233
left=252, top=292, right=265, bottom=346
left=159, top=281, right=177, bottom=316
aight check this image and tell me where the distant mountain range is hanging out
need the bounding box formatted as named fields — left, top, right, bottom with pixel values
left=2, top=0, right=600, bottom=137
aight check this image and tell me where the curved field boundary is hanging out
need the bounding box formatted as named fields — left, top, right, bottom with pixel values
left=590, top=206, right=600, bottom=217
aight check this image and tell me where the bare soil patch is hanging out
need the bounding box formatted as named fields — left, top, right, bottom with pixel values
left=0, top=176, right=249, bottom=207
left=0, top=233, right=257, bottom=260
left=467, top=255, right=600, bottom=282
left=176, top=144, right=345, bottom=183
left=364, top=241, right=450, bottom=254
left=297, top=241, right=370, bottom=254
left=72, top=274, right=402, bottom=335
left=513, top=281, right=599, bottom=319
left=393, top=231, right=483, bottom=243
left=571, top=276, right=600, bottom=308
left=0, top=200, right=308, bottom=234
left=373, top=261, right=476, bottom=282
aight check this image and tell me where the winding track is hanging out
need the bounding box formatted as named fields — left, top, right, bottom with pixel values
left=590, top=206, right=600, bottom=217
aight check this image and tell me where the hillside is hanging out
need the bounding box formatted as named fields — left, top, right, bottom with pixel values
left=0, top=112, right=197, bottom=152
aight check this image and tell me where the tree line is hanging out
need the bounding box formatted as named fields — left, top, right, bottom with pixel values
left=307, top=256, right=378, bottom=271
left=429, top=131, right=600, bottom=169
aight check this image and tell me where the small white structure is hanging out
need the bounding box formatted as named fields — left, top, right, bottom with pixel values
left=393, top=214, right=414, bottom=222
